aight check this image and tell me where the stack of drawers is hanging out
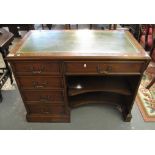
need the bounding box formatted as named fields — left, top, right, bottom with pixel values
left=11, top=60, right=69, bottom=122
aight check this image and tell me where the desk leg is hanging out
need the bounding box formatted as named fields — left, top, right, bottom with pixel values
left=122, top=105, right=132, bottom=122
left=8, top=66, right=13, bottom=84
left=123, top=113, right=132, bottom=122
left=121, top=103, right=132, bottom=122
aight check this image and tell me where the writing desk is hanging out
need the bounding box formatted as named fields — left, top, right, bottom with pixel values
left=7, top=30, right=150, bottom=122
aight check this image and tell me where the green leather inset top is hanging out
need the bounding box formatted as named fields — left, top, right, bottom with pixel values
left=18, top=30, right=138, bottom=54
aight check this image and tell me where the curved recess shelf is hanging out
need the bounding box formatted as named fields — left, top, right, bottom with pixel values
left=68, top=76, right=131, bottom=96
left=69, top=92, right=123, bottom=108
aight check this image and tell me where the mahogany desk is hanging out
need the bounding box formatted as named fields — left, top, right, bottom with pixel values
left=6, top=30, right=150, bottom=122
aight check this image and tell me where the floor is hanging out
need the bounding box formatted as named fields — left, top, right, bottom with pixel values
left=0, top=25, right=155, bottom=130
left=1, top=80, right=155, bottom=130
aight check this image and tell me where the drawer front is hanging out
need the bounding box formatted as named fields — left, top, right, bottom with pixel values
left=17, top=76, right=63, bottom=89
left=13, top=61, right=61, bottom=75
left=27, top=104, right=65, bottom=114
left=98, top=62, right=143, bottom=74
left=22, top=90, right=64, bottom=103
left=65, top=62, right=97, bottom=74
left=65, top=61, right=143, bottom=74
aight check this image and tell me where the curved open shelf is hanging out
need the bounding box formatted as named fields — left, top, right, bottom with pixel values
left=69, top=92, right=124, bottom=108
left=67, top=76, right=131, bottom=96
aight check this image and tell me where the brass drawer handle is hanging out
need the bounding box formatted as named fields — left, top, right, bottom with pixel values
left=32, top=81, right=48, bottom=88
left=39, top=95, right=51, bottom=103
left=43, top=111, right=50, bottom=114
left=31, top=66, right=45, bottom=74
left=35, top=85, right=44, bottom=88
left=40, top=99, right=49, bottom=102
left=96, top=65, right=112, bottom=74
left=33, top=71, right=41, bottom=74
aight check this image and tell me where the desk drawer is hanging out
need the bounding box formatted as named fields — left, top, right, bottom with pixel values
left=17, top=76, right=63, bottom=89
left=22, top=90, right=64, bottom=103
left=65, top=61, right=144, bottom=75
left=13, top=61, right=61, bottom=75
left=27, top=104, right=65, bottom=115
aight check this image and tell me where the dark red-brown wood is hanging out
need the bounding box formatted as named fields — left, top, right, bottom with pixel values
left=6, top=30, right=151, bottom=122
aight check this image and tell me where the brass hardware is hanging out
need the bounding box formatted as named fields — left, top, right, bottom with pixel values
left=39, top=95, right=51, bottom=103
left=96, top=65, right=112, bottom=74
left=83, top=63, right=87, bottom=68
left=106, top=66, right=113, bottom=72
left=31, top=66, right=45, bottom=74
left=43, top=111, right=50, bottom=114
left=32, top=81, right=48, bottom=88
left=35, top=85, right=44, bottom=88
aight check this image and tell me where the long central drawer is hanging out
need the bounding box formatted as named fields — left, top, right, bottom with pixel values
left=65, top=61, right=144, bottom=75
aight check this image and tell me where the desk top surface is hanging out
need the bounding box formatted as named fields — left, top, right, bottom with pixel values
left=7, top=30, right=150, bottom=60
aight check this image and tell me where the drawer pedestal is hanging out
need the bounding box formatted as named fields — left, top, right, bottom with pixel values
left=10, top=61, right=70, bottom=122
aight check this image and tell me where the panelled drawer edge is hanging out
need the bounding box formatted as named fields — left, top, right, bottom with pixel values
left=21, top=90, right=64, bottom=103
left=11, top=61, right=62, bottom=75
left=16, top=76, right=64, bottom=90
left=27, top=104, right=66, bottom=115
